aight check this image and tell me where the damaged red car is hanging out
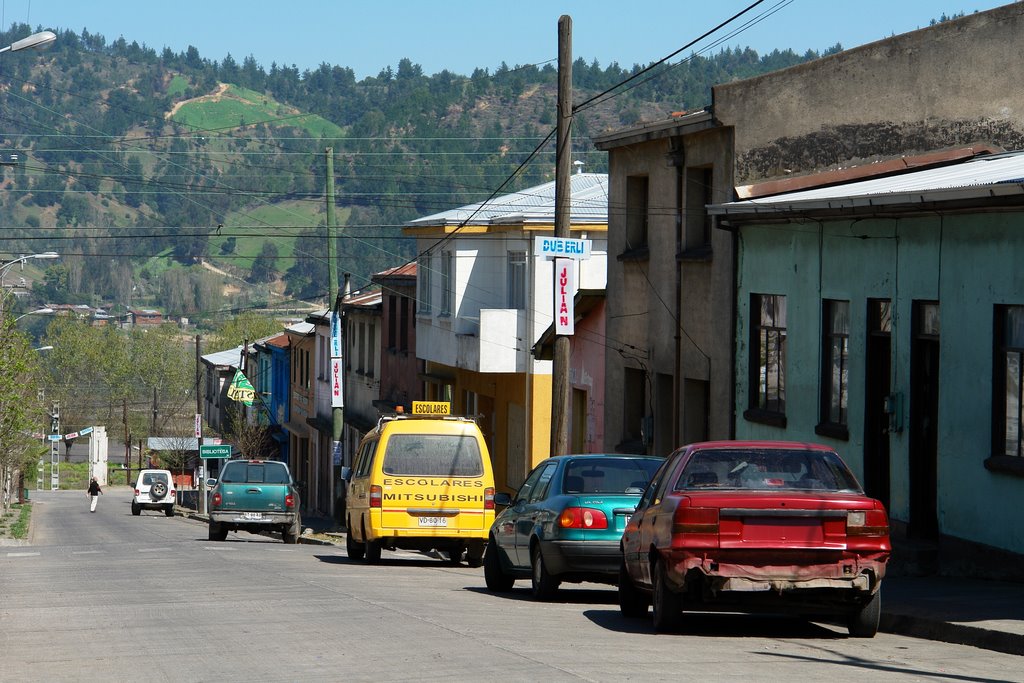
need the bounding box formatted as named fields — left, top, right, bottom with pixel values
left=618, top=441, right=890, bottom=637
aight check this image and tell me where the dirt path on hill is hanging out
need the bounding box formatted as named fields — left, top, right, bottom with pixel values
left=165, top=82, right=229, bottom=119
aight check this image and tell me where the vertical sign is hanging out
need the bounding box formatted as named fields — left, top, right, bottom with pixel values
left=554, top=258, right=575, bottom=335
left=330, top=310, right=342, bottom=358
left=331, top=358, right=344, bottom=407
left=194, top=413, right=202, bottom=438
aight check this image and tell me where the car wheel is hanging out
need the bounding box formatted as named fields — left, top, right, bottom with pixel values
left=530, top=543, right=560, bottom=601
left=445, top=544, right=465, bottom=565
left=150, top=481, right=168, bottom=500
left=208, top=522, right=228, bottom=542
left=847, top=588, right=881, bottom=638
left=652, top=560, right=682, bottom=633
left=282, top=515, right=301, bottom=544
left=483, top=537, right=515, bottom=592
left=618, top=559, right=649, bottom=618
left=131, top=501, right=141, bottom=516
left=364, top=523, right=382, bottom=564
left=164, top=504, right=175, bottom=518
left=345, top=518, right=365, bottom=560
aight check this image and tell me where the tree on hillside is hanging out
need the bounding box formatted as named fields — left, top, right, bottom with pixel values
left=248, top=242, right=279, bottom=283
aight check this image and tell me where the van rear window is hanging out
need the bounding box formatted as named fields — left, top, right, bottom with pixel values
left=382, top=434, right=483, bottom=477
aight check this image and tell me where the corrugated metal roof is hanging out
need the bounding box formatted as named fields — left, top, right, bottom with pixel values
left=711, top=150, right=1024, bottom=216
left=201, top=345, right=243, bottom=368
left=407, top=173, right=608, bottom=227
left=343, top=289, right=383, bottom=308
left=285, top=321, right=315, bottom=335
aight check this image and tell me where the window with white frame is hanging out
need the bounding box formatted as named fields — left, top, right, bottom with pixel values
left=507, top=251, right=527, bottom=310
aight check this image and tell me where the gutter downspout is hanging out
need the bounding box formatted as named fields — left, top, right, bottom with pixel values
left=671, top=138, right=685, bottom=450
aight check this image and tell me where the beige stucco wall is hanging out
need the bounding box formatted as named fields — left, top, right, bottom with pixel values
left=715, top=3, right=1024, bottom=184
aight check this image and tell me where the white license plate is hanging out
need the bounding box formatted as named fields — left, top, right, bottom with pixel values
left=417, top=516, right=448, bottom=527
left=242, top=512, right=266, bottom=521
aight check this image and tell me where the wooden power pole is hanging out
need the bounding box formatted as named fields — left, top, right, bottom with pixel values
left=551, top=15, right=573, bottom=456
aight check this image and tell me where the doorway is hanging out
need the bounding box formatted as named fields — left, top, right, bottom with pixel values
left=909, top=301, right=940, bottom=539
left=863, top=299, right=892, bottom=509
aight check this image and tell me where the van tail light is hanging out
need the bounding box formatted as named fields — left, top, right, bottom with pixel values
left=370, top=485, right=382, bottom=508
left=558, top=507, right=609, bottom=529
left=672, top=506, right=719, bottom=534
left=484, top=487, right=495, bottom=510
left=285, top=493, right=295, bottom=509
left=211, top=492, right=222, bottom=508
left=847, top=509, right=889, bottom=536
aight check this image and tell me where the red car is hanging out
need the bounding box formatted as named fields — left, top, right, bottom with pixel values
left=619, top=441, right=890, bottom=637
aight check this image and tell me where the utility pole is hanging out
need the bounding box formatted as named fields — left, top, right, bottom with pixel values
left=196, top=334, right=206, bottom=515
left=550, top=15, right=573, bottom=457
left=327, top=148, right=344, bottom=520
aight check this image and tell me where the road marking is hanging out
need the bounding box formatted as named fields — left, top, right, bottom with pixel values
left=203, top=546, right=237, bottom=551
left=137, top=547, right=171, bottom=553
left=72, top=550, right=102, bottom=555
left=6, top=552, right=40, bottom=558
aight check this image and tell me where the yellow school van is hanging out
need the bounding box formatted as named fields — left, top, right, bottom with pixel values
left=345, top=409, right=495, bottom=566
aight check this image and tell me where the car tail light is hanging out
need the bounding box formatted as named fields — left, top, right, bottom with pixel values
left=370, top=485, right=382, bottom=508
left=558, top=507, right=609, bottom=529
left=285, top=493, right=295, bottom=509
left=211, top=492, right=222, bottom=508
left=847, top=509, right=889, bottom=536
left=133, top=489, right=140, bottom=496
left=672, top=506, right=719, bottom=534
left=484, top=487, right=495, bottom=510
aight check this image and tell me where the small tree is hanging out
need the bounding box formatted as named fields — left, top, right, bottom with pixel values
left=0, top=319, right=45, bottom=511
left=225, top=403, right=275, bottom=461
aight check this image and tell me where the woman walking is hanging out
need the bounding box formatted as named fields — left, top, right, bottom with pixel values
left=87, top=477, right=102, bottom=512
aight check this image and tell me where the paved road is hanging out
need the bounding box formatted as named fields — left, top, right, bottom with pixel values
left=3, top=489, right=1020, bottom=682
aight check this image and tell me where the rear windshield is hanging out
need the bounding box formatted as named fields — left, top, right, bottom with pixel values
left=563, top=458, right=661, bottom=494
left=675, top=448, right=862, bottom=493
left=220, top=461, right=291, bottom=484
left=382, top=434, right=483, bottom=477
left=141, top=472, right=168, bottom=486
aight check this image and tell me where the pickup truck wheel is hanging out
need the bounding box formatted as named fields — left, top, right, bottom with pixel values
left=131, top=501, right=141, bottom=516
left=847, top=588, right=881, bottom=638
left=208, top=522, right=228, bottom=542
left=164, top=504, right=174, bottom=518
left=345, top=518, right=365, bottom=560
left=652, top=560, right=682, bottom=633
left=282, top=516, right=301, bottom=544
left=150, top=481, right=168, bottom=500
left=483, top=537, right=514, bottom=592
left=530, top=543, right=560, bottom=601
left=618, top=559, right=649, bottom=618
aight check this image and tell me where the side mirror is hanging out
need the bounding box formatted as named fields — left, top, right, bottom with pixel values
left=205, top=478, right=217, bottom=488
left=493, top=492, right=512, bottom=507
left=340, top=466, right=352, bottom=482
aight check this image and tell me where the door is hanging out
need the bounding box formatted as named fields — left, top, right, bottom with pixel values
left=863, top=299, right=892, bottom=509
left=909, top=301, right=940, bottom=539
left=512, top=462, right=557, bottom=567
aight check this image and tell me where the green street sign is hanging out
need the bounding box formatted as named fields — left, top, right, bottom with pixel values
left=200, top=444, right=232, bottom=459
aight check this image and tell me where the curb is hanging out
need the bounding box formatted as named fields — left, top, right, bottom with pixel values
left=881, top=613, right=1024, bottom=656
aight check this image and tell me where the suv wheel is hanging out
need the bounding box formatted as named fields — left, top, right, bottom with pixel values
left=164, top=504, right=175, bottom=518
left=131, top=501, right=141, bottom=516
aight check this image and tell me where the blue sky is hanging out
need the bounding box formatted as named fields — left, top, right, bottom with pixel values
left=3, top=1, right=1011, bottom=79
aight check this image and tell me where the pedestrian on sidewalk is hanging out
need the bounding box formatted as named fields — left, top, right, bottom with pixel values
left=87, top=477, right=102, bottom=512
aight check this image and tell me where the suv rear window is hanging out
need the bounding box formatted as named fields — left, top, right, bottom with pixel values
left=221, top=461, right=290, bottom=484
left=675, top=448, right=862, bottom=493
left=382, top=434, right=483, bottom=477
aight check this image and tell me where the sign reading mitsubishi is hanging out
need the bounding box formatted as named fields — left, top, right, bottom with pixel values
left=534, top=236, right=591, bottom=260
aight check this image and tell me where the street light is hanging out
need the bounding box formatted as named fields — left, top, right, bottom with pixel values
left=33, top=345, right=53, bottom=352
left=0, top=30, right=57, bottom=55
left=14, top=307, right=55, bottom=322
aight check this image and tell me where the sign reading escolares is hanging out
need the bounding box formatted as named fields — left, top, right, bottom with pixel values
left=534, top=236, right=591, bottom=260
left=412, top=401, right=451, bottom=416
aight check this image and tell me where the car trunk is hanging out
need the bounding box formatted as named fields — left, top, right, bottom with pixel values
left=219, top=483, right=289, bottom=512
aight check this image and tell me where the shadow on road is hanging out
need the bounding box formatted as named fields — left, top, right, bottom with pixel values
left=583, top=608, right=844, bottom=639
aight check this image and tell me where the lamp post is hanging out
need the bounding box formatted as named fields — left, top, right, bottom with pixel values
left=0, top=30, right=57, bottom=55
left=1, top=252, right=59, bottom=317
left=15, top=307, right=55, bottom=323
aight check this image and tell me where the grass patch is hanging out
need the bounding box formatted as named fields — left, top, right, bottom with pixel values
left=171, top=84, right=344, bottom=138
left=41, top=461, right=91, bottom=491
left=168, top=74, right=189, bottom=97
left=11, top=503, right=30, bottom=539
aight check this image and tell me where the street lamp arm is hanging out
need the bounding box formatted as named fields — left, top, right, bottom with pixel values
left=0, top=30, right=57, bottom=54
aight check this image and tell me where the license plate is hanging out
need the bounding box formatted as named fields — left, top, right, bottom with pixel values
left=242, top=512, right=266, bottom=521
left=417, top=516, right=448, bottom=527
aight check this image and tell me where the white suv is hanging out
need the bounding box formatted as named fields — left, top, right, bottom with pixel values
left=132, top=469, right=176, bottom=517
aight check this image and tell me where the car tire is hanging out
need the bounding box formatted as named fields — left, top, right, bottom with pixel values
left=465, top=540, right=485, bottom=569
left=530, top=543, right=560, bottom=601
left=345, top=518, right=365, bottom=560
left=282, top=515, right=301, bottom=544
left=131, top=501, right=141, bottom=516
left=483, top=538, right=515, bottom=592
left=618, top=559, right=649, bottom=618
left=150, top=481, right=168, bottom=501
left=652, top=560, right=682, bottom=633
left=164, top=504, right=174, bottom=518
left=445, top=544, right=465, bottom=565
left=364, top=523, right=382, bottom=564
left=847, top=588, right=881, bottom=638
left=208, top=522, right=228, bottom=542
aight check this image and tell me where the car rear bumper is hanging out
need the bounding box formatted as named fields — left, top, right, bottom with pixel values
left=210, top=511, right=297, bottom=526
left=543, top=540, right=621, bottom=578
